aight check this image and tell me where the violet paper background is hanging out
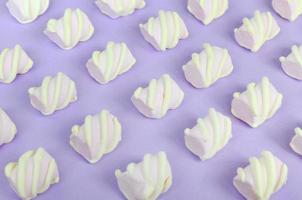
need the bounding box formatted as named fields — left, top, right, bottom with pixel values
left=0, top=0, right=302, bottom=199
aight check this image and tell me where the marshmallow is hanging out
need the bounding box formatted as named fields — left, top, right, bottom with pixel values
left=185, top=108, right=232, bottom=160
left=28, top=72, right=77, bottom=115
left=233, top=151, right=288, bottom=200
left=290, top=127, right=302, bottom=155
left=272, top=0, right=302, bottom=21
left=6, top=0, right=50, bottom=23
left=44, top=8, right=94, bottom=50
left=86, top=41, right=136, bottom=84
left=183, top=43, right=233, bottom=88
left=280, top=45, right=302, bottom=80
left=0, top=108, right=17, bottom=146
left=139, top=10, right=189, bottom=51
left=131, top=74, right=184, bottom=119
left=187, top=0, right=228, bottom=25
left=0, top=45, right=33, bottom=84
left=115, top=152, right=172, bottom=200
left=234, top=11, right=280, bottom=52
left=231, top=77, right=283, bottom=128
left=70, top=110, right=122, bottom=164
left=5, top=148, right=59, bottom=200
left=95, top=0, right=145, bottom=18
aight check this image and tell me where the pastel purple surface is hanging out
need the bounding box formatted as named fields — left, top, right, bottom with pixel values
left=1, top=0, right=302, bottom=199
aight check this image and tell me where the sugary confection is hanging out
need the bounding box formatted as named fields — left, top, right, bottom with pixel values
left=183, top=43, right=233, bottom=88
left=115, top=152, right=172, bottom=200
left=234, top=11, right=280, bottom=52
left=86, top=41, right=136, bottom=84
left=95, top=0, right=145, bottom=18
left=44, top=8, right=94, bottom=50
left=28, top=72, right=77, bottom=115
left=233, top=151, right=288, bottom=200
left=185, top=108, right=232, bottom=160
left=70, top=110, right=122, bottom=164
left=187, top=0, right=228, bottom=25
left=139, top=10, right=189, bottom=51
left=231, top=77, right=283, bottom=128
left=131, top=74, right=184, bottom=119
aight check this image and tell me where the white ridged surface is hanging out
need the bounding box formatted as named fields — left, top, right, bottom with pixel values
left=0, top=45, right=33, bottom=84
left=131, top=74, right=184, bottom=119
left=290, top=127, right=302, bottom=155
left=234, top=10, right=280, bottom=52
left=233, top=151, right=288, bottom=200
left=279, top=45, right=302, bottom=80
left=95, top=0, right=145, bottom=18
left=139, top=10, right=189, bottom=51
left=115, top=152, right=172, bottom=200
left=187, top=0, right=228, bottom=25
left=28, top=72, right=77, bottom=115
left=0, top=108, right=17, bottom=146
left=183, top=43, right=233, bottom=88
left=231, top=77, right=283, bottom=128
left=6, top=0, right=50, bottom=23
left=70, top=110, right=122, bottom=164
left=5, top=148, right=59, bottom=200
left=44, top=8, right=94, bottom=50
left=272, top=0, right=302, bottom=21
left=86, top=41, right=136, bottom=84
left=184, top=108, right=232, bottom=160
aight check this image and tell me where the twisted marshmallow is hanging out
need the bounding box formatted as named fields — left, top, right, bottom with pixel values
left=183, top=43, right=233, bottom=88
left=272, top=0, right=302, bottom=21
left=115, top=152, right=172, bottom=200
left=233, top=151, right=288, bottom=200
left=234, top=11, right=280, bottom=52
left=139, top=10, right=189, bottom=51
left=187, top=0, right=228, bottom=25
left=279, top=45, right=302, bottom=80
left=131, top=74, right=184, bottom=119
left=185, top=108, right=232, bottom=160
left=290, top=127, right=302, bottom=155
left=5, top=148, right=59, bottom=200
left=231, top=77, right=283, bottom=128
left=0, top=108, right=17, bottom=146
left=44, top=8, right=94, bottom=50
left=70, top=110, right=122, bottom=164
left=86, top=41, right=136, bottom=84
left=0, top=45, right=33, bottom=84
left=95, top=0, right=145, bottom=19
left=28, top=72, right=77, bottom=115
left=6, top=0, right=50, bottom=23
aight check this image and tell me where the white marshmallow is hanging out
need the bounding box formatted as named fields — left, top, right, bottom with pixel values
left=290, top=127, right=302, bottom=155
left=95, top=0, right=145, bottom=19
left=139, top=10, right=189, bottom=51
left=185, top=108, right=232, bottom=160
left=115, top=152, right=172, bottom=200
left=86, top=41, right=136, bottom=84
left=131, top=74, right=184, bottom=119
left=70, top=110, right=122, bottom=164
left=187, top=0, right=228, bottom=25
left=28, top=72, right=77, bottom=115
left=183, top=43, right=233, bottom=88
left=272, top=0, right=302, bottom=21
left=234, top=10, right=280, bottom=52
left=0, top=108, right=17, bottom=146
left=6, top=0, right=50, bottom=23
left=231, top=77, right=283, bottom=128
left=44, top=8, right=94, bottom=50
left=233, top=151, right=288, bottom=200
left=5, top=148, right=59, bottom=200
left=0, top=45, right=33, bottom=84
left=280, top=45, right=302, bottom=80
